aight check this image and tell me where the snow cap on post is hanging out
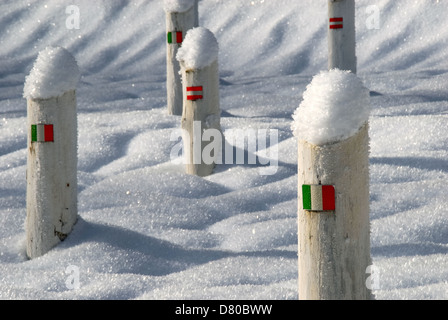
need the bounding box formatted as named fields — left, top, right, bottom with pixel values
left=163, top=0, right=196, bottom=13
left=176, top=27, right=219, bottom=70
left=292, top=69, right=369, bottom=146
left=24, top=46, right=80, bottom=100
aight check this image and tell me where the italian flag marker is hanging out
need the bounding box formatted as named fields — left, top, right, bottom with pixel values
left=329, top=17, right=343, bottom=29
left=302, top=185, right=335, bottom=211
left=167, top=31, right=183, bottom=44
left=31, top=124, right=54, bottom=142
left=187, top=86, right=203, bottom=101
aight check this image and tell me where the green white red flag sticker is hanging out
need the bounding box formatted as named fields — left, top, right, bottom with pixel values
left=31, top=124, right=54, bottom=142
left=302, top=185, right=335, bottom=211
left=167, top=31, right=183, bottom=44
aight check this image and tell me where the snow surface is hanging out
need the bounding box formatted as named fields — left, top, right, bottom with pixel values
left=292, top=69, right=370, bottom=145
left=177, top=27, right=219, bottom=70
left=163, top=0, right=196, bottom=13
left=23, top=46, right=80, bottom=100
left=0, top=0, right=447, bottom=300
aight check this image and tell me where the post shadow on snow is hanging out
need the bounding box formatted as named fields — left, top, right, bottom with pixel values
left=274, top=24, right=321, bottom=77
left=76, top=85, right=148, bottom=112
left=370, top=156, right=448, bottom=173
left=0, top=188, right=26, bottom=208
left=77, top=131, right=139, bottom=174
left=381, top=93, right=448, bottom=108
left=0, top=137, right=27, bottom=159
left=75, top=76, right=167, bottom=113
left=219, top=78, right=233, bottom=86
left=372, top=243, right=448, bottom=258
left=219, top=109, right=236, bottom=118
left=219, top=73, right=312, bottom=120
left=56, top=217, right=296, bottom=277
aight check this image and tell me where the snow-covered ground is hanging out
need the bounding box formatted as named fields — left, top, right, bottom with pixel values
left=0, top=0, right=447, bottom=300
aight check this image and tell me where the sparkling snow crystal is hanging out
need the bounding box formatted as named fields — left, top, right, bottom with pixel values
left=176, top=27, right=219, bottom=70
left=292, top=69, right=370, bottom=145
left=24, top=46, right=80, bottom=100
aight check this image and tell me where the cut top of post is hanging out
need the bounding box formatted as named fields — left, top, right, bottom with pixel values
left=176, top=27, right=219, bottom=70
left=163, top=0, right=196, bottom=13
left=23, top=46, right=80, bottom=100
left=291, top=69, right=370, bottom=146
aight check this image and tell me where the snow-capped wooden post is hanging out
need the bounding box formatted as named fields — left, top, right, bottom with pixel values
left=24, top=46, right=80, bottom=259
left=164, top=0, right=199, bottom=116
left=177, top=27, right=222, bottom=177
left=328, top=0, right=356, bottom=73
left=292, top=69, right=371, bottom=300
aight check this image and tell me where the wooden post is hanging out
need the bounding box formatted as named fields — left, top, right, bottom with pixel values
left=165, top=0, right=199, bottom=115
left=177, top=27, right=221, bottom=177
left=328, top=0, right=356, bottom=73
left=294, top=69, right=371, bottom=300
left=24, top=47, right=79, bottom=259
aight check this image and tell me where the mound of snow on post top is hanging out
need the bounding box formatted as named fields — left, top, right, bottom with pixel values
left=24, top=46, right=80, bottom=100
left=163, top=0, right=196, bottom=13
left=177, top=27, right=218, bottom=70
left=292, top=69, right=370, bottom=146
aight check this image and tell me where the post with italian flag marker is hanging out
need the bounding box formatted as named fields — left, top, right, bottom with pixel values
left=328, top=0, right=356, bottom=73
left=24, top=47, right=80, bottom=259
left=177, top=27, right=222, bottom=177
left=164, top=0, right=199, bottom=116
left=292, top=69, right=372, bottom=300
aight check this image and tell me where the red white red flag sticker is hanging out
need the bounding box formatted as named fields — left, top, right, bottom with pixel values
left=187, top=86, right=203, bottom=101
left=329, top=17, right=343, bottom=29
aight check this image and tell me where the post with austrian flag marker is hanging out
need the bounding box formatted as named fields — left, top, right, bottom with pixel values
left=186, top=86, right=203, bottom=101
left=24, top=47, right=79, bottom=259
left=293, top=69, right=372, bottom=300
left=164, top=0, right=199, bottom=115
left=177, top=27, right=222, bottom=177
left=328, top=0, right=356, bottom=73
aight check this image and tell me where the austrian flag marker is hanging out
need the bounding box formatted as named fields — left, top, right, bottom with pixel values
left=329, top=17, right=343, bottom=29
left=302, top=185, right=335, bottom=211
left=31, top=124, right=54, bottom=142
left=187, top=86, right=203, bottom=101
